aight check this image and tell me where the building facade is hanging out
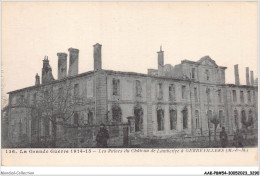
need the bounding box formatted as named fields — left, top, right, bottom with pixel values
left=4, top=44, right=258, bottom=147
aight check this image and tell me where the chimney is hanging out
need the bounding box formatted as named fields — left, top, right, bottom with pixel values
left=157, top=46, right=164, bottom=76
left=68, top=48, right=79, bottom=76
left=234, top=64, right=240, bottom=85
left=35, top=73, right=40, bottom=86
left=57, top=53, right=68, bottom=79
left=93, top=43, right=102, bottom=71
left=246, top=67, right=250, bottom=85
left=250, top=71, right=254, bottom=86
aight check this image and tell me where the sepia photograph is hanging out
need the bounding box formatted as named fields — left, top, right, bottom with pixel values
left=1, top=1, right=258, bottom=169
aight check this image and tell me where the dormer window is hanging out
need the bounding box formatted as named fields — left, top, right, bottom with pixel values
left=205, top=70, right=210, bottom=80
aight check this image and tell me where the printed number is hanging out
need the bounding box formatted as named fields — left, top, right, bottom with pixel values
left=5, top=149, right=16, bottom=153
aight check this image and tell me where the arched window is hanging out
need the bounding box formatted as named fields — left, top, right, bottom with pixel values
left=170, top=109, right=177, bottom=130
left=134, top=105, right=143, bottom=132
left=182, top=107, right=188, bottom=129
left=195, top=110, right=199, bottom=129
left=112, top=105, right=122, bottom=122
left=157, top=109, right=164, bottom=131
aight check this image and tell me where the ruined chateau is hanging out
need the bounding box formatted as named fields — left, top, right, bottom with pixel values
left=3, top=44, right=258, bottom=147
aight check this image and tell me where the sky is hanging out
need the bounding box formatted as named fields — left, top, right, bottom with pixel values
left=1, top=2, right=258, bottom=106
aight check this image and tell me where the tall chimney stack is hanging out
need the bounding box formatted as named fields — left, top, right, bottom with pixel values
left=234, top=64, right=240, bottom=85
left=57, top=53, right=68, bottom=79
left=250, top=71, right=254, bottom=86
left=246, top=67, right=250, bottom=85
left=35, top=73, right=40, bottom=86
left=93, top=43, right=102, bottom=71
left=157, top=46, right=164, bottom=76
left=68, top=48, right=79, bottom=76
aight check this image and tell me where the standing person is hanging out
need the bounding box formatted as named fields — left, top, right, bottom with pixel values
left=220, top=127, right=228, bottom=148
left=96, top=124, right=109, bottom=148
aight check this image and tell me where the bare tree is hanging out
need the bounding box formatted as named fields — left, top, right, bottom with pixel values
left=32, top=81, right=88, bottom=147
left=8, top=80, right=87, bottom=147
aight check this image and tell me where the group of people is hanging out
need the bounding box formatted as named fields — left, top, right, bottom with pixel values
left=220, top=127, right=244, bottom=148
left=96, top=124, right=245, bottom=148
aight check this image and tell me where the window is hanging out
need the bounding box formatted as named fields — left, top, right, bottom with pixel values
left=58, top=87, right=63, bottom=101
left=241, top=110, right=246, bottom=124
left=219, top=110, right=224, bottom=127
left=194, top=87, right=198, bottom=102
left=112, top=78, right=120, bottom=96
left=182, top=107, right=188, bottom=129
left=232, top=90, right=237, bottom=102
left=135, top=80, right=142, bottom=97
left=157, top=83, right=163, bottom=100
left=206, top=88, right=211, bottom=103
left=74, top=112, right=79, bottom=126
left=248, top=109, right=253, bottom=125
left=182, top=85, right=186, bottom=99
left=74, top=84, right=79, bottom=98
left=44, top=118, right=49, bottom=136
left=217, top=89, right=222, bottom=103
left=157, top=109, right=164, bottom=131
left=240, top=91, right=244, bottom=103
left=207, top=110, right=213, bottom=129
left=169, top=84, right=175, bottom=101
left=134, top=106, right=143, bottom=132
left=234, top=110, right=239, bottom=130
left=170, top=109, right=177, bottom=130
left=205, top=70, right=210, bottom=80
left=247, top=91, right=251, bottom=103
left=191, top=68, right=196, bottom=79
left=195, top=110, right=199, bottom=129
left=112, top=105, right=122, bottom=122
left=88, top=111, right=93, bottom=125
